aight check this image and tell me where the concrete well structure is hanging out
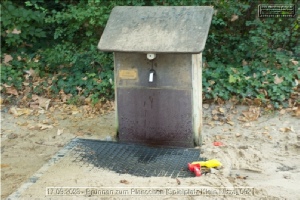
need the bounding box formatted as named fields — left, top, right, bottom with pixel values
left=98, top=6, right=213, bottom=147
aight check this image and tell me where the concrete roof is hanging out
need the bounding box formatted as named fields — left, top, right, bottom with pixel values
left=98, top=6, right=214, bottom=53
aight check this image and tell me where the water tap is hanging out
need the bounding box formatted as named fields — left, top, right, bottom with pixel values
left=149, top=69, right=155, bottom=82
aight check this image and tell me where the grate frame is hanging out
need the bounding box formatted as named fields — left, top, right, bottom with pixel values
left=72, top=139, right=205, bottom=178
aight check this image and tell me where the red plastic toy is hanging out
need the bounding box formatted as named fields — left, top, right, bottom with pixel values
left=188, top=163, right=201, bottom=176
left=213, top=141, right=224, bottom=146
left=188, top=159, right=222, bottom=177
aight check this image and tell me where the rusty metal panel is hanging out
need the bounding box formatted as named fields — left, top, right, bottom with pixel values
left=117, top=88, right=193, bottom=147
left=98, top=6, right=214, bottom=53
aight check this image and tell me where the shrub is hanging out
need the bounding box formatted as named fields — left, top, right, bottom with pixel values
left=1, top=0, right=299, bottom=107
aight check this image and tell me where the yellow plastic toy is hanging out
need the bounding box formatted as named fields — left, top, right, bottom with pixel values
left=191, top=159, right=222, bottom=168
left=188, top=159, right=222, bottom=176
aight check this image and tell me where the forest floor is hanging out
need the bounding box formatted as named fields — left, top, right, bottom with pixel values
left=1, top=102, right=300, bottom=199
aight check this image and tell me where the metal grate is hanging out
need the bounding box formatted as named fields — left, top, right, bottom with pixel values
left=72, top=139, right=204, bottom=178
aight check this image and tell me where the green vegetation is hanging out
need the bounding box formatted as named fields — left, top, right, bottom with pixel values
left=1, top=0, right=299, bottom=107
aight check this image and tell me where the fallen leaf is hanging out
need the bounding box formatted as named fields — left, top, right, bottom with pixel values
left=2, top=84, right=12, bottom=88
left=231, top=14, right=239, bottom=22
left=72, top=110, right=79, bottom=115
left=238, top=116, right=247, bottom=122
left=212, top=110, right=219, bottom=115
left=24, top=68, right=36, bottom=77
left=235, top=133, right=241, bottom=137
left=11, top=28, right=21, bottom=34
left=120, top=180, right=129, bottom=184
left=243, top=123, right=253, bottom=127
left=274, top=74, right=284, bottom=84
left=280, top=109, right=286, bottom=115
left=76, top=132, right=85, bottom=136
left=219, top=107, right=225, bottom=113
left=5, top=87, right=18, bottom=96
left=1, top=164, right=10, bottom=168
left=241, top=106, right=260, bottom=121
left=290, top=60, right=298, bottom=65
left=227, top=121, right=234, bottom=126
left=215, top=135, right=222, bottom=140
left=280, top=127, right=295, bottom=133
left=3, top=54, right=13, bottom=64
left=212, top=115, right=219, bottom=121
left=292, top=106, right=298, bottom=111
left=76, top=86, right=82, bottom=92
left=57, top=129, right=64, bottom=136
left=232, top=110, right=238, bottom=114
left=7, top=133, right=18, bottom=139
left=32, top=94, right=39, bottom=101
left=176, top=178, right=181, bottom=185
left=203, top=104, right=210, bottom=109
left=222, top=128, right=229, bottom=132
left=38, top=124, right=53, bottom=130
left=22, top=82, right=30, bottom=86
left=30, top=104, right=39, bottom=109
left=208, top=121, right=215, bottom=127
left=218, top=121, right=225, bottom=126
left=217, top=98, right=225, bottom=105
left=58, top=115, right=67, bottom=120
left=16, top=122, right=28, bottom=126
left=32, top=81, right=40, bottom=87
left=49, top=107, right=56, bottom=112
left=266, top=104, right=273, bottom=110
left=9, top=107, right=32, bottom=117
left=214, top=9, right=218, bottom=15
left=38, top=110, right=45, bottom=114
left=293, top=106, right=300, bottom=117
left=71, top=118, right=78, bottom=122
left=27, top=125, right=38, bottom=130
left=42, top=119, right=51, bottom=124
left=208, top=80, right=215, bottom=85
left=253, top=98, right=262, bottom=106
left=236, top=174, right=248, bottom=179
left=38, top=97, right=51, bottom=110
left=268, top=135, right=272, bottom=140
left=85, top=97, right=91, bottom=104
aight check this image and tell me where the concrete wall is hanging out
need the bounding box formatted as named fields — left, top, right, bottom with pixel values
left=114, top=52, right=202, bottom=147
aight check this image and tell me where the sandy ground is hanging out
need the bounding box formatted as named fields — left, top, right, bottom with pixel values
left=1, top=103, right=300, bottom=200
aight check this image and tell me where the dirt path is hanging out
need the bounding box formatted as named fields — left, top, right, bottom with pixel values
left=1, top=104, right=300, bottom=199
left=1, top=106, right=116, bottom=199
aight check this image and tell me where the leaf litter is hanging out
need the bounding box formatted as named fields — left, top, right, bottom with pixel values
left=238, top=106, right=261, bottom=122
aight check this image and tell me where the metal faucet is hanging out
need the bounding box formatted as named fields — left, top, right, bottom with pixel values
left=147, top=53, right=156, bottom=83
left=149, top=69, right=155, bottom=82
